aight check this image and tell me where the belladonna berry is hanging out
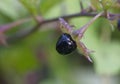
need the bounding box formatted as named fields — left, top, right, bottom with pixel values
left=117, top=19, right=120, bottom=31
left=56, top=33, right=77, bottom=55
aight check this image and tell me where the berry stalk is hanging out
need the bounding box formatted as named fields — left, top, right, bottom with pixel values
left=75, top=12, right=104, bottom=39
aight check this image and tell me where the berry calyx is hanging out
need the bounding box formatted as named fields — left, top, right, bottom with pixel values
left=56, top=33, right=77, bottom=55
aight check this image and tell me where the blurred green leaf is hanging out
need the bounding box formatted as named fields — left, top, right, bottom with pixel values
left=0, top=44, right=38, bottom=74
left=39, top=0, right=63, bottom=14
left=100, top=0, right=116, bottom=10
left=94, top=42, right=120, bottom=75
left=90, top=0, right=102, bottom=11
left=0, top=0, right=19, bottom=20
left=19, top=0, right=40, bottom=16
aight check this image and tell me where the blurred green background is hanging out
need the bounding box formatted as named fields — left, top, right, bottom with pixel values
left=0, top=0, right=120, bottom=84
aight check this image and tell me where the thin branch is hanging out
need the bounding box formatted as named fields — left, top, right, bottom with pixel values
left=0, top=18, right=31, bottom=33
left=6, top=12, right=120, bottom=42
left=6, top=12, right=97, bottom=42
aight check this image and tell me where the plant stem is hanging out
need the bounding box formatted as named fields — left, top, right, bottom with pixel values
left=6, top=12, right=120, bottom=42
left=76, top=12, right=104, bottom=38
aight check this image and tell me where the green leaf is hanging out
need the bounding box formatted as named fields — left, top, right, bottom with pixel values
left=0, top=0, right=19, bottom=20
left=100, top=0, right=116, bottom=10
left=39, top=0, right=63, bottom=14
left=0, top=45, right=38, bottom=74
left=90, top=0, right=117, bottom=11
left=90, top=0, right=102, bottom=11
left=0, top=0, right=28, bottom=22
left=94, top=42, right=120, bottom=75
left=19, top=0, right=39, bottom=16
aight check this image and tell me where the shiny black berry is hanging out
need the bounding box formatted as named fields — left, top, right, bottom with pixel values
left=117, top=19, right=120, bottom=31
left=56, top=33, right=77, bottom=55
